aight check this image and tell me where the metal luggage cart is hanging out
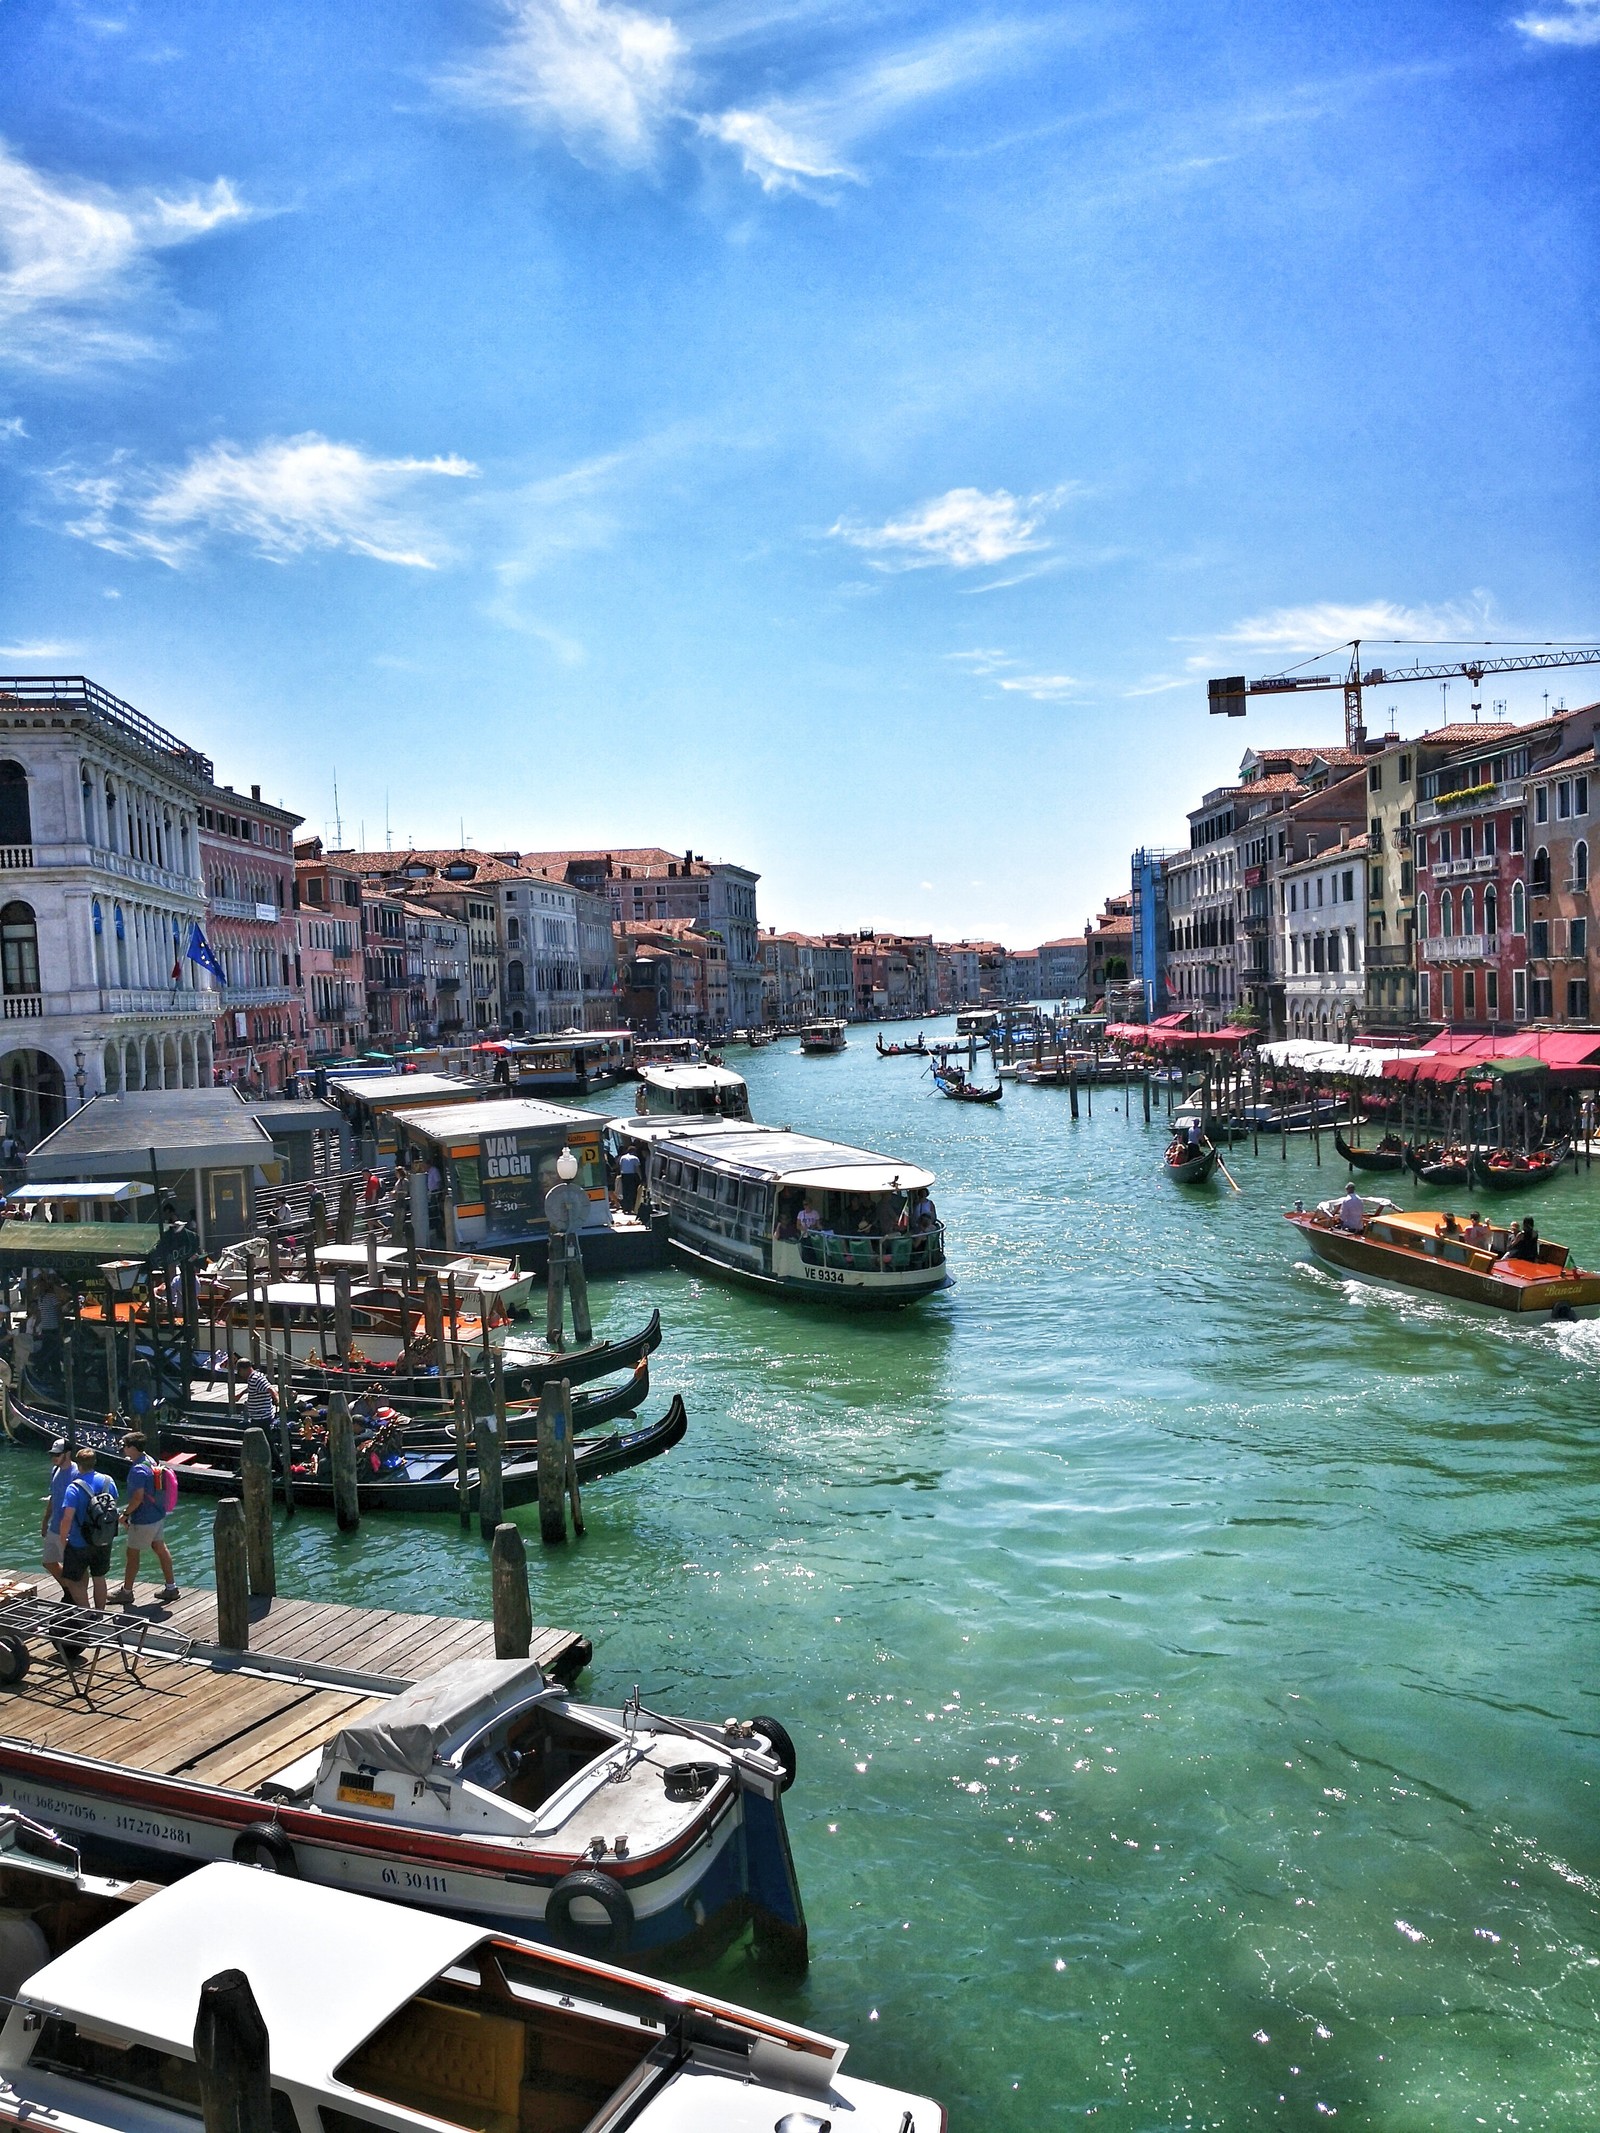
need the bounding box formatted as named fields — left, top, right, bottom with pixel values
left=0, top=1595, right=185, bottom=1705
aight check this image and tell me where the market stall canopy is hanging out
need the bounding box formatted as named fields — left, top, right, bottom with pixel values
left=0, top=1222, right=161, bottom=1270
left=2, top=1181, right=154, bottom=1207
left=1258, top=1041, right=1432, bottom=1079
left=1382, top=1031, right=1600, bottom=1081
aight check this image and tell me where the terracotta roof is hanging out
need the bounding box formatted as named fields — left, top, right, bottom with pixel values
left=1419, top=723, right=1525, bottom=745
left=1236, top=773, right=1309, bottom=796
left=332, top=849, right=536, bottom=886
left=1249, top=747, right=1361, bottom=769
left=1541, top=744, right=1597, bottom=772
left=523, top=848, right=748, bottom=881
left=1036, top=936, right=1085, bottom=950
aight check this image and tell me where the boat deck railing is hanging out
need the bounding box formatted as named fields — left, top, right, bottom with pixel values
left=797, top=1226, right=946, bottom=1274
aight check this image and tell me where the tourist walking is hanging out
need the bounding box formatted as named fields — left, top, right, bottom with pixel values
left=56, top=1446, right=119, bottom=1610
left=40, top=1438, right=73, bottom=1598
left=113, top=1432, right=179, bottom=1605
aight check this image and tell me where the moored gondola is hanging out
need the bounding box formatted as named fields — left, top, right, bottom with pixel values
left=1470, top=1142, right=1571, bottom=1192
left=10, top=1392, right=687, bottom=1515
left=1405, top=1142, right=1473, bottom=1186
left=876, top=1034, right=929, bottom=1057
left=1333, top=1127, right=1408, bottom=1173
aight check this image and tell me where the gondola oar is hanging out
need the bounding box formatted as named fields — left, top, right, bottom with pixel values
left=1212, top=1144, right=1242, bottom=1193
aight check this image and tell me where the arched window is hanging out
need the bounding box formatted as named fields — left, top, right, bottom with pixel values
left=80, top=763, right=94, bottom=841
left=1531, top=846, right=1551, bottom=893
left=1417, top=892, right=1430, bottom=939
left=507, top=960, right=525, bottom=997
left=0, top=763, right=32, bottom=851
left=1441, top=890, right=1455, bottom=938
left=1576, top=840, right=1589, bottom=891
left=1484, top=884, right=1498, bottom=939
left=1, top=901, right=39, bottom=996
left=1512, top=880, right=1526, bottom=936
left=113, top=903, right=128, bottom=987
left=1461, top=886, right=1475, bottom=936
left=104, top=779, right=117, bottom=853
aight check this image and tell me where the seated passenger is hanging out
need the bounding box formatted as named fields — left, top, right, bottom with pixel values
left=795, top=1201, right=823, bottom=1236
left=1463, top=1211, right=1491, bottom=1249
left=1338, top=1184, right=1366, bottom=1234
left=1440, top=1211, right=1461, bottom=1238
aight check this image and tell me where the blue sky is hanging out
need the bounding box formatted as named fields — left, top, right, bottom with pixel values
left=1, top=0, right=1596, bottom=945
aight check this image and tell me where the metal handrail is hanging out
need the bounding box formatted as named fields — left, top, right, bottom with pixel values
left=0, top=676, right=213, bottom=782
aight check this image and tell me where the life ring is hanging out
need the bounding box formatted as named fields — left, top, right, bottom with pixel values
left=232, top=1822, right=298, bottom=1876
left=751, top=1714, right=798, bottom=1792
left=544, top=1869, right=633, bottom=1955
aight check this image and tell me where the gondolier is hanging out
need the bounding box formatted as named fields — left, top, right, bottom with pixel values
left=545, top=1148, right=593, bottom=1349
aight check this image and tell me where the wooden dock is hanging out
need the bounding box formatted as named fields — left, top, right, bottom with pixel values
left=0, top=1570, right=592, bottom=1789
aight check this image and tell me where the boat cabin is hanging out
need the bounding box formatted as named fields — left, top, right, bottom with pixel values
left=0, top=1862, right=937, bottom=2133
left=327, top=1073, right=492, bottom=1161
left=955, top=1009, right=1000, bottom=1037
left=392, top=1098, right=611, bottom=1252
left=608, top=1119, right=949, bottom=1305
left=634, top=1064, right=751, bottom=1121
left=479, top=1032, right=634, bottom=1096
left=799, top=1020, right=848, bottom=1053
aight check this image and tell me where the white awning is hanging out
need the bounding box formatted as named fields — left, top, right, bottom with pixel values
left=1257, top=1040, right=1431, bottom=1080
left=3, top=1182, right=155, bottom=1204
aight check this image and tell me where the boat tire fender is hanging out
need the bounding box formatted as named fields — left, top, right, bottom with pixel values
left=0, top=1632, right=29, bottom=1688
left=233, top=1821, right=298, bottom=1876
left=751, top=1714, right=798, bottom=1792
left=544, top=1869, right=633, bottom=1955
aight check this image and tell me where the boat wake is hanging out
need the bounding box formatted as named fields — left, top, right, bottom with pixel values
left=1293, top=1258, right=1600, bottom=1361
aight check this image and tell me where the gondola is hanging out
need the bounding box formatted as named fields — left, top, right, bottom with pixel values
left=1164, top=1139, right=1218, bottom=1183
left=1334, top=1127, right=1408, bottom=1174
left=931, top=1068, right=1003, bottom=1104
left=1471, top=1142, right=1572, bottom=1192
left=9, top=1393, right=689, bottom=1515
left=1405, top=1143, right=1473, bottom=1186
left=876, top=1034, right=928, bottom=1057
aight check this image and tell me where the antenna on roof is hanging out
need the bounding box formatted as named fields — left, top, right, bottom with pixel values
left=331, top=770, right=343, bottom=848
left=385, top=791, right=392, bottom=852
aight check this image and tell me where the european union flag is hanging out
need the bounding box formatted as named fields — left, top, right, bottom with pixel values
left=186, top=922, right=228, bottom=984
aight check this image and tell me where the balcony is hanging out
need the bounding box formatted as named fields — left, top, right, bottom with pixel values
left=219, top=986, right=296, bottom=1008
left=1428, top=855, right=1498, bottom=880
left=2, top=994, right=42, bottom=1019
left=1421, top=934, right=1498, bottom=963
left=1368, top=944, right=1412, bottom=968
left=99, top=987, right=217, bottom=1017
left=0, top=846, right=33, bottom=870
left=1416, top=780, right=1522, bottom=826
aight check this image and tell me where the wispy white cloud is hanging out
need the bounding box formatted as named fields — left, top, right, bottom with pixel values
left=0, top=139, right=250, bottom=372
left=440, top=0, right=687, bottom=169
left=0, top=416, right=26, bottom=441
left=948, top=646, right=1081, bottom=702
left=701, top=22, right=1030, bottom=195
left=1207, top=594, right=1494, bottom=660
left=833, top=484, right=1070, bottom=570
left=0, top=640, right=71, bottom=660
left=1514, top=0, right=1600, bottom=43
left=55, top=434, right=478, bottom=569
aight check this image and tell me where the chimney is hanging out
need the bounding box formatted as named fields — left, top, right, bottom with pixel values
left=1340, top=824, right=1350, bottom=847
left=250, top=783, right=261, bottom=801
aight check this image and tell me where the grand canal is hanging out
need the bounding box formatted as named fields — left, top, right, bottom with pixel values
left=1, top=1031, right=1597, bottom=2128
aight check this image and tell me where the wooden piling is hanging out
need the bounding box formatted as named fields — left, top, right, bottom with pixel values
left=490, top=1523, right=533, bottom=1660
left=240, top=1429, right=276, bottom=1599
left=274, top=1355, right=296, bottom=1518
left=335, top=1178, right=357, bottom=1245
left=333, top=1269, right=353, bottom=1365
left=536, top=1382, right=567, bottom=1546
left=213, top=1499, right=250, bottom=1651
left=561, top=1378, right=584, bottom=1537
left=1141, top=1072, right=1151, bottom=1124
left=195, top=1967, right=273, bottom=2133
left=423, top=1272, right=444, bottom=1356
left=327, top=1393, right=360, bottom=1533
left=456, top=1365, right=473, bottom=1530
left=310, top=1192, right=328, bottom=1248
left=477, top=1362, right=505, bottom=1543
left=1068, top=1063, right=1079, bottom=1120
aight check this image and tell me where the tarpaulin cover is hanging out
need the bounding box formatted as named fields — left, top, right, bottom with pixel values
left=320, top=1656, right=552, bottom=1777
left=1258, top=1041, right=1431, bottom=1080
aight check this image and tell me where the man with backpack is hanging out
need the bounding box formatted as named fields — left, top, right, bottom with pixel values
left=112, top=1431, right=179, bottom=1607
left=55, top=1447, right=120, bottom=1610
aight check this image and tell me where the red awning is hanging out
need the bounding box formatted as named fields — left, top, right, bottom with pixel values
left=1201, top=1025, right=1256, bottom=1048
left=1150, top=1012, right=1193, bottom=1030
left=1382, top=1030, right=1600, bottom=1080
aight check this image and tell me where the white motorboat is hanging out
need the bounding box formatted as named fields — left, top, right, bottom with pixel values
left=0, top=1859, right=944, bottom=2133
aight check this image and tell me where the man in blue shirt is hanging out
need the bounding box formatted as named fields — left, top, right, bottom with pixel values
left=56, top=1448, right=118, bottom=1610
left=112, top=1431, right=178, bottom=1607
left=40, top=1439, right=73, bottom=1598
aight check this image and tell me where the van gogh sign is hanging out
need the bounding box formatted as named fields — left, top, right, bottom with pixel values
left=483, top=1134, right=534, bottom=1180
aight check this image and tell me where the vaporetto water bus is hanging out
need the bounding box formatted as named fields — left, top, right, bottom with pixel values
left=633, top=1062, right=752, bottom=1120
left=606, top=1117, right=949, bottom=1306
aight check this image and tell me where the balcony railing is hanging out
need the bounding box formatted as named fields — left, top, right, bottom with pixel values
left=2, top=994, right=42, bottom=1019
left=798, top=1227, right=946, bottom=1275
left=1416, top=780, right=1522, bottom=825
left=1426, top=855, right=1497, bottom=880
left=1421, top=934, right=1498, bottom=963
left=220, top=985, right=297, bottom=1007
left=99, top=986, right=217, bottom=1016
left=0, top=846, right=33, bottom=870
left=211, top=897, right=281, bottom=923
left=1368, top=944, right=1412, bottom=968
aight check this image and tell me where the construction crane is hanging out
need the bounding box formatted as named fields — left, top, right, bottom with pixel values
left=1208, top=641, right=1600, bottom=753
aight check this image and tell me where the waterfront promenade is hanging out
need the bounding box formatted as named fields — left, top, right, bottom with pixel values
left=0, top=1027, right=1593, bottom=2126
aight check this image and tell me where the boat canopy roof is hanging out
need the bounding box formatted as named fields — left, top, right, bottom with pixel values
left=327, top=1655, right=552, bottom=1776
left=639, top=1064, right=748, bottom=1091
left=643, top=1121, right=935, bottom=1193
left=2, top=1181, right=155, bottom=1205
left=17, top=1863, right=485, bottom=2087
left=1258, top=1040, right=1431, bottom=1079
left=393, top=1096, right=602, bottom=1144
left=260, top=1281, right=385, bottom=1308
left=328, top=1072, right=479, bottom=1107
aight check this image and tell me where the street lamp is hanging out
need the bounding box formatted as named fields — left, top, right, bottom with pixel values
left=72, top=1049, right=87, bottom=1109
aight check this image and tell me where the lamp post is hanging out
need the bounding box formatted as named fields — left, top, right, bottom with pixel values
left=72, top=1049, right=87, bottom=1110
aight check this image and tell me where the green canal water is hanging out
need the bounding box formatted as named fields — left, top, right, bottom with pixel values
left=2, top=1030, right=1598, bottom=2128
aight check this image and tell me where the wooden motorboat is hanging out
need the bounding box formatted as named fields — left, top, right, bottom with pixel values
left=0, top=1641, right=810, bottom=1973
left=1164, top=1139, right=1217, bottom=1183
left=1405, top=1142, right=1473, bottom=1186
left=1471, top=1143, right=1571, bottom=1191
left=1285, top=1199, right=1600, bottom=1315
left=10, top=1393, right=688, bottom=1516
left=1334, top=1127, right=1408, bottom=1173
left=931, top=1068, right=1003, bottom=1104
left=876, top=1034, right=928, bottom=1057
left=0, top=1856, right=941, bottom=2130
